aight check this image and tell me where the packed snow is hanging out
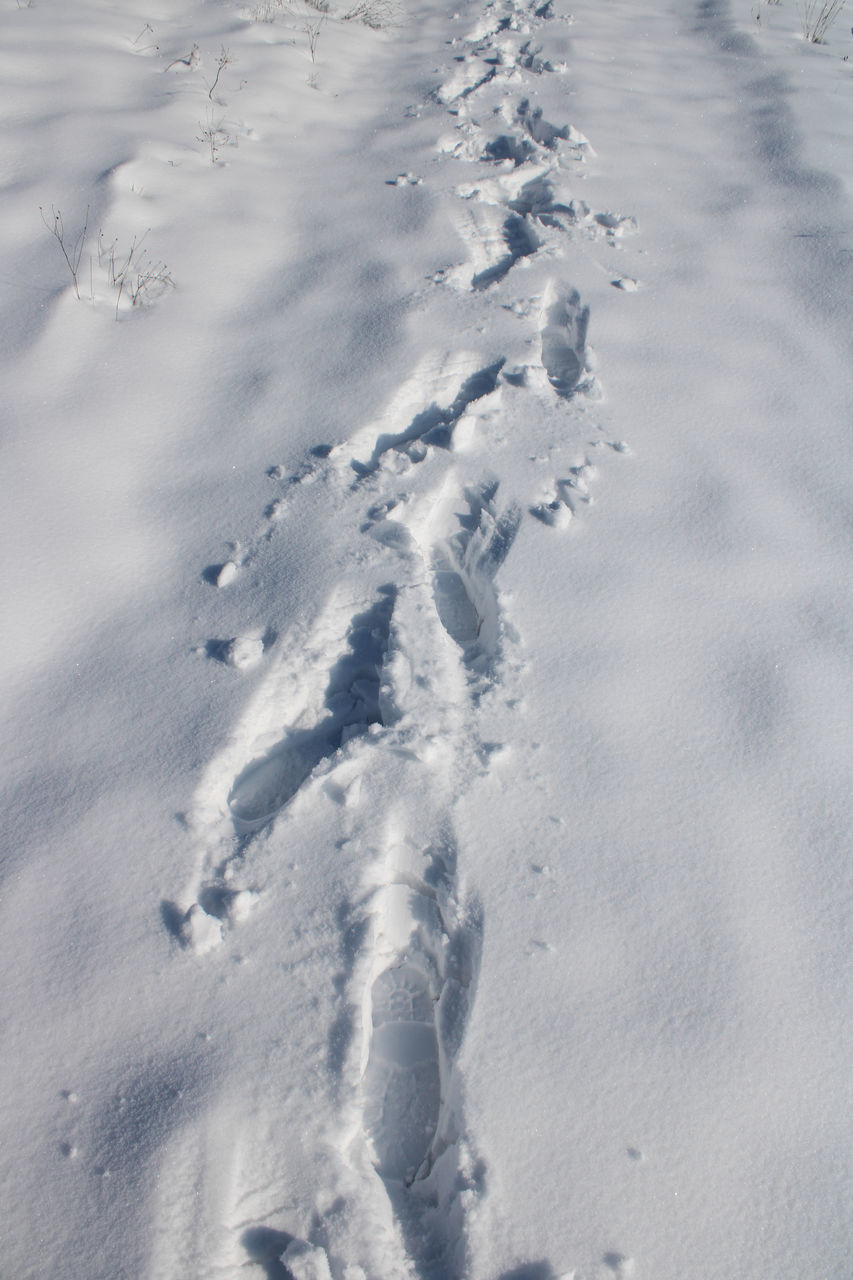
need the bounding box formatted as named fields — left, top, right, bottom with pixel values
left=1, top=0, right=852, bottom=1276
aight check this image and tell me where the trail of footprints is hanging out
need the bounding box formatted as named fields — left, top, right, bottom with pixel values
left=172, top=0, right=638, bottom=1273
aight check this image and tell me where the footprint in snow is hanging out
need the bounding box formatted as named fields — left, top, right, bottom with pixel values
left=203, top=635, right=265, bottom=669
left=472, top=213, right=540, bottom=290
left=355, top=830, right=483, bottom=1274
left=435, top=57, right=498, bottom=105
left=539, top=284, right=598, bottom=399
left=518, top=39, right=566, bottom=74
left=350, top=359, right=505, bottom=476
left=531, top=459, right=598, bottom=530
left=431, top=480, right=521, bottom=677
left=516, top=97, right=577, bottom=151
left=482, top=134, right=538, bottom=166
left=227, top=589, right=396, bottom=830
left=362, top=960, right=442, bottom=1183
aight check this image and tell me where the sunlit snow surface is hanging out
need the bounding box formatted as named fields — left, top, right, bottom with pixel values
left=1, top=0, right=852, bottom=1277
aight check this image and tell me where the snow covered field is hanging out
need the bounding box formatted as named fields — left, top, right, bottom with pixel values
left=2, top=0, right=852, bottom=1276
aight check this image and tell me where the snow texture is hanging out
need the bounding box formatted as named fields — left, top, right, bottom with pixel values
left=1, top=0, right=852, bottom=1277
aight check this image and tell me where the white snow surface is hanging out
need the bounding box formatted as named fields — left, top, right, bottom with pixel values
left=1, top=0, right=852, bottom=1276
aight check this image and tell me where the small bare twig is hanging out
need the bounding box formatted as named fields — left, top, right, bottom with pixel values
left=98, top=229, right=174, bottom=319
left=250, top=0, right=284, bottom=18
left=164, top=43, right=199, bottom=72
left=130, top=24, right=159, bottom=55
left=197, top=114, right=232, bottom=164
left=304, top=19, right=324, bottom=62
left=40, top=205, right=89, bottom=299
left=208, top=46, right=232, bottom=100
left=343, top=0, right=397, bottom=28
left=799, top=0, right=846, bottom=41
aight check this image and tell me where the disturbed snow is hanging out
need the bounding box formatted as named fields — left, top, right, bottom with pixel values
left=1, top=0, right=852, bottom=1277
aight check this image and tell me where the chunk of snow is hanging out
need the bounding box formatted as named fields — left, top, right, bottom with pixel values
left=281, top=1240, right=332, bottom=1280
left=180, top=905, right=222, bottom=955
left=224, top=635, right=264, bottom=669
left=216, top=561, right=239, bottom=588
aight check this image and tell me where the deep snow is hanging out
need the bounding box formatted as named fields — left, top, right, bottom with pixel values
left=1, top=0, right=852, bottom=1277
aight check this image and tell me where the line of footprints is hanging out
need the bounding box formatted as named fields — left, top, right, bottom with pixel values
left=170, top=0, right=638, bottom=1275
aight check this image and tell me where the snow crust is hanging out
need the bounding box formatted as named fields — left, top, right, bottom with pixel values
left=1, top=0, right=852, bottom=1276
